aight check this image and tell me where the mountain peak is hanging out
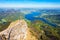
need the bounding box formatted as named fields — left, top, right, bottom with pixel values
left=0, top=20, right=37, bottom=40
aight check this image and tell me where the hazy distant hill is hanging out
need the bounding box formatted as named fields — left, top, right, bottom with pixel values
left=42, top=15, right=60, bottom=26
left=0, top=8, right=60, bottom=25
left=0, top=8, right=25, bottom=22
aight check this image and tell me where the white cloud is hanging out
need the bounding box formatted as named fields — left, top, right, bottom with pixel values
left=0, top=3, right=60, bottom=8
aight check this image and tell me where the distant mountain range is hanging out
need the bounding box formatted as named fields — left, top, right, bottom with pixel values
left=42, top=15, right=60, bottom=26
left=0, top=8, right=25, bottom=22
left=0, top=8, right=60, bottom=26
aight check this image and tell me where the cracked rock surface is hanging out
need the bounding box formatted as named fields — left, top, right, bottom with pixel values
left=0, top=20, right=37, bottom=40
left=0, top=20, right=27, bottom=40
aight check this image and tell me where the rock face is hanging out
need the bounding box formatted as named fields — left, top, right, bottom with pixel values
left=0, top=20, right=38, bottom=40
left=0, top=20, right=28, bottom=40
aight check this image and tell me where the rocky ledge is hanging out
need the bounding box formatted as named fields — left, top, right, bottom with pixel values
left=0, top=20, right=37, bottom=40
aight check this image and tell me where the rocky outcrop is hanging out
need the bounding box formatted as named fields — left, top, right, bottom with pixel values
left=0, top=20, right=28, bottom=40
left=0, top=20, right=37, bottom=40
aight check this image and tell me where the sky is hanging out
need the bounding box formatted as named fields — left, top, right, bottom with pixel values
left=0, top=0, right=60, bottom=8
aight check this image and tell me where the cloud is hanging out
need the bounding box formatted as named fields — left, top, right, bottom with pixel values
left=0, top=3, right=60, bottom=8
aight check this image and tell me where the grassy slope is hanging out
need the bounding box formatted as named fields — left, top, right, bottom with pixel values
left=26, top=20, right=60, bottom=40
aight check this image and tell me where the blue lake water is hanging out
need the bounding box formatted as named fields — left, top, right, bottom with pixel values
left=25, top=11, right=57, bottom=27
